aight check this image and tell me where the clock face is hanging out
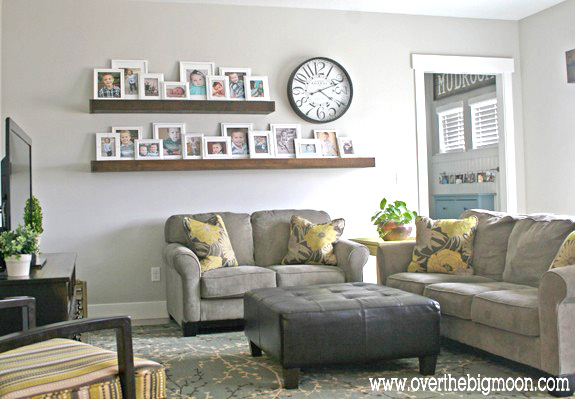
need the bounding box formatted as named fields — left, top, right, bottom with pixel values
left=288, top=57, right=353, bottom=123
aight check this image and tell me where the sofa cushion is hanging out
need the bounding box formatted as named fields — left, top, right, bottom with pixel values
left=550, top=231, right=575, bottom=269
left=268, top=264, right=345, bottom=287
left=184, top=215, right=239, bottom=272
left=423, top=281, right=532, bottom=320
left=460, top=209, right=519, bottom=280
left=503, top=214, right=575, bottom=287
left=471, top=288, right=539, bottom=337
left=200, top=265, right=276, bottom=299
left=251, top=209, right=331, bottom=266
left=407, top=216, right=478, bottom=275
left=166, top=212, right=255, bottom=266
left=387, top=272, right=493, bottom=295
left=281, top=215, right=345, bottom=266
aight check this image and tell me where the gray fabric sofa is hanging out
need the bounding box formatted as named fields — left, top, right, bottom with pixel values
left=164, top=209, right=369, bottom=336
left=377, top=209, right=575, bottom=393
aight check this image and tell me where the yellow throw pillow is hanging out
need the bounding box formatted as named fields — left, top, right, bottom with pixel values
left=407, top=216, right=478, bottom=275
left=549, top=231, right=575, bottom=269
left=183, top=215, right=239, bottom=273
left=281, top=215, right=345, bottom=265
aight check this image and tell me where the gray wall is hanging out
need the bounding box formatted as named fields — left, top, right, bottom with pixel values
left=1, top=0, right=523, bottom=316
left=519, top=0, right=575, bottom=213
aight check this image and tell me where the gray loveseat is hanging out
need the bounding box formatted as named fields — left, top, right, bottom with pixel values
left=164, top=209, right=369, bottom=336
left=377, top=209, right=575, bottom=394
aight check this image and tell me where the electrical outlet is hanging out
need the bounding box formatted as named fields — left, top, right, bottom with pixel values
left=151, top=267, right=161, bottom=282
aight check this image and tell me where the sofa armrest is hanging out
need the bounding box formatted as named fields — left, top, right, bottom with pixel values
left=163, top=243, right=202, bottom=323
left=539, top=265, right=575, bottom=376
left=376, top=241, right=415, bottom=285
left=334, top=239, right=369, bottom=282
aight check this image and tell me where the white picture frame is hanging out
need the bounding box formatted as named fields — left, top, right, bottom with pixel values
left=96, top=133, right=120, bottom=160
left=314, top=129, right=340, bottom=157
left=206, top=76, right=230, bottom=100
left=219, top=67, right=252, bottom=100
left=220, top=123, right=253, bottom=158
left=248, top=131, right=273, bottom=159
left=245, top=76, right=270, bottom=101
left=295, top=139, right=322, bottom=158
left=111, top=60, right=148, bottom=99
left=202, top=136, right=232, bottom=159
left=139, top=73, right=164, bottom=100
left=162, top=81, right=190, bottom=100
left=270, top=124, right=301, bottom=158
left=93, top=68, right=124, bottom=100
left=153, top=122, right=185, bottom=159
left=135, top=139, right=163, bottom=160
left=183, top=133, right=204, bottom=159
left=337, top=137, right=358, bottom=158
left=179, top=62, right=215, bottom=100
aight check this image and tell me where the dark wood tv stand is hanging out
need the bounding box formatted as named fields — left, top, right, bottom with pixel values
left=0, top=252, right=77, bottom=335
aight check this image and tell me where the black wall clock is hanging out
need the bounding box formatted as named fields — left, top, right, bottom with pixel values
left=287, top=57, right=353, bottom=123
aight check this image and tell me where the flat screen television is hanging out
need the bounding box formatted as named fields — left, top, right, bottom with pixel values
left=1, top=118, right=33, bottom=232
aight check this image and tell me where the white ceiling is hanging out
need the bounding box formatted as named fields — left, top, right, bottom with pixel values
left=132, top=0, right=566, bottom=20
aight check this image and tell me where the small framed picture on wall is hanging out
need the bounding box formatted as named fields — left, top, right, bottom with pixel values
left=153, top=122, right=185, bottom=159
left=270, top=124, right=301, bottom=158
left=248, top=131, right=273, bottom=159
left=113, top=127, right=142, bottom=160
left=180, top=62, right=215, bottom=100
left=183, top=133, right=204, bottom=159
left=219, top=67, right=251, bottom=100
left=221, top=123, right=252, bottom=158
left=245, top=76, right=270, bottom=101
left=337, top=137, right=357, bottom=158
left=314, top=130, right=340, bottom=157
left=163, top=82, right=190, bottom=100
left=294, top=139, right=322, bottom=158
left=111, top=60, right=149, bottom=99
left=93, top=69, right=124, bottom=100
left=203, top=136, right=232, bottom=159
left=96, top=133, right=120, bottom=160
left=139, top=73, right=164, bottom=100
left=135, top=139, right=163, bottom=160
left=206, top=76, right=230, bottom=100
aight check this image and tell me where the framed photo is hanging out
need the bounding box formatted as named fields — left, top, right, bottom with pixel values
left=139, top=73, right=164, bottom=100
left=153, top=123, right=185, bottom=159
left=220, top=123, right=252, bottom=158
left=314, top=130, right=340, bottom=157
left=449, top=174, right=455, bottom=184
left=206, top=76, right=230, bottom=100
left=295, top=139, right=322, bottom=158
left=179, top=62, right=215, bottom=100
left=135, top=139, right=163, bottom=160
left=112, top=127, right=142, bottom=160
left=337, top=137, right=357, bottom=158
left=111, top=60, right=148, bottom=99
left=93, top=69, right=124, bottom=100
left=245, top=76, right=270, bottom=101
left=270, top=124, right=301, bottom=158
left=183, top=133, right=204, bottom=159
left=219, top=67, right=251, bottom=100
left=96, top=133, right=120, bottom=160
left=477, top=172, right=486, bottom=183
left=163, top=81, right=190, bottom=100
left=202, top=136, right=232, bottom=159
left=248, top=131, right=273, bottom=159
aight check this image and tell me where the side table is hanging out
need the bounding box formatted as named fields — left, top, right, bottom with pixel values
left=350, top=238, right=415, bottom=284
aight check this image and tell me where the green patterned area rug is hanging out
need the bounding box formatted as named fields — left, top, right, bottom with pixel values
left=85, top=323, right=557, bottom=398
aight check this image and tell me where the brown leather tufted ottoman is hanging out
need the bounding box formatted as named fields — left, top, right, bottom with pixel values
left=244, top=282, right=441, bottom=389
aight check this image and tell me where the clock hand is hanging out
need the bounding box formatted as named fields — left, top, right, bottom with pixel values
left=309, top=81, right=342, bottom=95
left=318, top=90, right=345, bottom=107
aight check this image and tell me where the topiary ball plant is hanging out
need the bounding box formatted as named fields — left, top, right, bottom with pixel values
left=24, top=196, right=43, bottom=235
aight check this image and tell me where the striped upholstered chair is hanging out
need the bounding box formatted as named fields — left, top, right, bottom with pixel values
left=0, top=297, right=166, bottom=399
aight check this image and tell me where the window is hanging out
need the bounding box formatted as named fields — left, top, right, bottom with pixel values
left=437, top=105, right=465, bottom=153
left=470, top=98, right=498, bottom=149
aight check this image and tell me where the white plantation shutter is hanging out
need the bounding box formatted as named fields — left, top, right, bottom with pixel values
left=471, top=98, right=499, bottom=149
left=438, top=106, right=465, bottom=153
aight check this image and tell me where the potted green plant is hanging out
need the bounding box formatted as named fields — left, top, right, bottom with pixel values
left=24, top=196, right=43, bottom=250
left=0, top=225, right=39, bottom=277
left=371, top=198, right=418, bottom=241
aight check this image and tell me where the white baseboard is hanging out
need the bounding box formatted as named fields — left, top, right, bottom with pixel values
left=88, top=301, right=168, bottom=320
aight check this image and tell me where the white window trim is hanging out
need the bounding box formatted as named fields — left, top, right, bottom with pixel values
left=469, top=94, right=499, bottom=150
left=436, top=102, right=465, bottom=154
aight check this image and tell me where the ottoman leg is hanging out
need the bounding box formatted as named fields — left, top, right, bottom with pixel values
left=419, top=355, right=437, bottom=375
left=283, top=368, right=300, bottom=389
left=249, top=340, right=262, bottom=357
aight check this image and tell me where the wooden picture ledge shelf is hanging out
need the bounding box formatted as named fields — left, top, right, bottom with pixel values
left=91, top=157, right=375, bottom=172
left=89, top=99, right=275, bottom=114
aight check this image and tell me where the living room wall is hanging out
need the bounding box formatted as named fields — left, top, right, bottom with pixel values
left=519, top=0, right=575, bottom=214
left=1, top=0, right=524, bottom=317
